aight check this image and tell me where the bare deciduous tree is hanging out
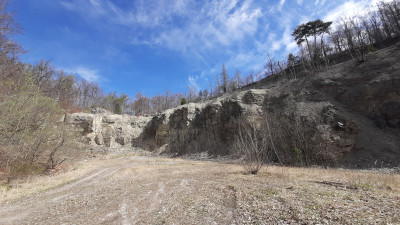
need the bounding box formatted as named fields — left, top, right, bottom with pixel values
left=0, top=0, right=23, bottom=57
left=221, top=63, right=228, bottom=93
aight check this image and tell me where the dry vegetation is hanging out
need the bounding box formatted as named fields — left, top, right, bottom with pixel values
left=0, top=153, right=398, bottom=224
left=233, top=111, right=326, bottom=175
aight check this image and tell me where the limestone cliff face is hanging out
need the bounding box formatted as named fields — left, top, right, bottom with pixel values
left=65, top=43, right=400, bottom=167
left=64, top=112, right=150, bottom=148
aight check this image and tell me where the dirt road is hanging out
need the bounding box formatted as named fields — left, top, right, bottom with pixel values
left=0, top=154, right=399, bottom=224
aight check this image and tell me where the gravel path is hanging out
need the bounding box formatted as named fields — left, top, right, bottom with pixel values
left=0, top=155, right=399, bottom=224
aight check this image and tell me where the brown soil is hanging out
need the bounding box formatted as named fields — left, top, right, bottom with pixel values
left=0, top=154, right=399, bottom=224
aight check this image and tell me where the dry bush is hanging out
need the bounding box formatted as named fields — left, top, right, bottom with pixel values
left=234, top=110, right=324, bottom=173
left=0, top=158, right=108, bottom=203
left=234, top=117, right=270, bottom=174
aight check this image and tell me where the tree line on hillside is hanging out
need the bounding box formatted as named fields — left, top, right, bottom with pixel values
left=0, top=0, right=74, bottom=175
left=265, top=0, right=400, bottom=80
left=13, top=59, right=264, bottom=116
left=192, top=1, right=400, bottom=108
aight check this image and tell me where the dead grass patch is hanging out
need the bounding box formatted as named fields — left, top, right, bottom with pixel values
left=265, top=165, right=400, bottom=191
left=0, top=159, right=106, bottom=203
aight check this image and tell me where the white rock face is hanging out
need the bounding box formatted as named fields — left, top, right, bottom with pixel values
left=64, top=89, right=268, bottom=152
left=65, top=112, right=151, bottom=148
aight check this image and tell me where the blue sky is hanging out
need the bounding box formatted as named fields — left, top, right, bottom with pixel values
left=9, top=0, right=382, bottom=97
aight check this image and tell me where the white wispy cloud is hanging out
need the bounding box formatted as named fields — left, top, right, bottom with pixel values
left=60, top=0, right=263, bottom=56
left=268, top=26, right=298, bottom=56
left=322, top=0, right=391, bottom=22
left=63, top=67, right=101, bottom=82
left=230, top=51, right=266, bottom=72
left=279, top=0, right=286, bottom=10
left=153, top=0, right=263, bottom=57
left=323, top=0, right=363, bottom=21
left=188, top=75, right=197, bottom=86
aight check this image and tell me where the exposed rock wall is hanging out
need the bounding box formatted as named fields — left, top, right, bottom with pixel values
left=134, top=91, right=265, bottom=156
left=66, top=43, right=400, bottom=168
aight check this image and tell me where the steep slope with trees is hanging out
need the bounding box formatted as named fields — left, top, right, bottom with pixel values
left=140, top=42, right=400, bottom=168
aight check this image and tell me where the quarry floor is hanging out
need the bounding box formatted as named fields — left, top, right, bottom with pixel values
left=0, top=152, right=399, bottom=224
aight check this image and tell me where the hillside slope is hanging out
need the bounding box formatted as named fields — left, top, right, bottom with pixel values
left=66, top=42, right=400, bottom=168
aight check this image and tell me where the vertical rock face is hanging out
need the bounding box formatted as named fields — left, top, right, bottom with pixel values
left=133, top=91, right=266, bottom=156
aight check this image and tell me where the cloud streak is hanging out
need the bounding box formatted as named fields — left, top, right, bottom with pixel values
left=323, top=0, right=391, bottom=22
left=278, top=0, right=286, bottom=10
left=63, top=66, right=101, bottom=82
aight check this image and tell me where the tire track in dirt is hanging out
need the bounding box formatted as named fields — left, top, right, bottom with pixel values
left=0, top=166, right=122, bottom=224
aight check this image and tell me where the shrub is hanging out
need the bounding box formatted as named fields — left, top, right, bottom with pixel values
left=367, top=45, right=377, bottom=52
left=234, top=117, right=270, bottom=174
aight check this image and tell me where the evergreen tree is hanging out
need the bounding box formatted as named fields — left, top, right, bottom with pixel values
left=292, top=19, right=332, bottom=63
left=203, top=89, right=209, bottom=99
left=180, top=98, right=187, bottom=105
